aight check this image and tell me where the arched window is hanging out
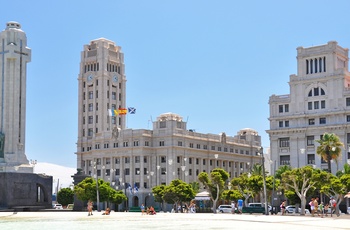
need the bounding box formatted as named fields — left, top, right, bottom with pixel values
left=323, top=57, right=326, bottom=72
left=319, top=58, right=322, bottom=72
left=321, top=88, right=325, bottom=95
left=308, top=90, right=312, bottom=97
left=306, top=60, right=309, bottom=74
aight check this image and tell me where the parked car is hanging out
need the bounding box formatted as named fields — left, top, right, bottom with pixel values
left=217, top=205, right=234, bottom=213
left=286, top=205, right=310, bottom=214
left=67, top=204, right=74, bottom=210
left=53, top=204, right=63, bottom=209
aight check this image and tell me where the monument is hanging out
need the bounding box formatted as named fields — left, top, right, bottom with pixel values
left=0, top=21, right=52, bottom=210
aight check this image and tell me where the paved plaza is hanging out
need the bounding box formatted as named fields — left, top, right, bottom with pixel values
left=0, top=211, right=349, bottom=230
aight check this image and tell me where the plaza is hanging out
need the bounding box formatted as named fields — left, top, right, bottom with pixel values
left=0, top=211, right=349, bottom=230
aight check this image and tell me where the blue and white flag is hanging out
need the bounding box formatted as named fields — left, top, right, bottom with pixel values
left=128, top=184, right=133, bottom=194
left=128, top=107, right=136, bottom=114
left=134, top=183, right=139, bottom=194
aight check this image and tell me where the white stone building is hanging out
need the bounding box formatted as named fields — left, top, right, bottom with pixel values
left=267, top=41, right=350, bottom=174
left=76, top=38, right=262, bottom=210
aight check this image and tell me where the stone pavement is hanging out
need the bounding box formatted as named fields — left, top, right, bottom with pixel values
left=0, top=211, right=349, bottom=230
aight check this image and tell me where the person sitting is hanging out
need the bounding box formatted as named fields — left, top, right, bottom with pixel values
left=146, top=207, right=150, bottom=215
left=149, top=206, right=156, bottom=215
left=102, top=208, right=110, bottom=215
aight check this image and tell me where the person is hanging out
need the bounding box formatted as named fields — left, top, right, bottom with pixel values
left=102, top=208, right=110, bottom=215
left=189, top=201, right=196, bottom=213
left=329, top=197, right=336, bottom=217
left=146, top=207, right=150, bottom=215
left=319, top=202, right=324, bottom=218
left=309, top=198, right=315, bottom=217
left=231, top=201, right=236, bottom=214
left=87, top=200, right=93, bottom=216
left=149, top=206, right=156, bottom=215
left=314, top=197, right=320, bottom=216
left=237, top=199, right=243, bottom=214
left=324, top=203, right=329, bottom=217
left=140, top=204, right=145, bottom=215
left=280, top=200, right=286, bottom=215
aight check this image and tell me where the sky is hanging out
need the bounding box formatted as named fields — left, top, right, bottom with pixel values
left=2, top=0, right=350, bottom=169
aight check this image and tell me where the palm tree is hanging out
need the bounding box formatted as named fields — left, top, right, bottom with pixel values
left=316, top=133, right=344, bottom=173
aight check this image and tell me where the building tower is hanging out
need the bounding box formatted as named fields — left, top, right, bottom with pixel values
left=76, top=38, right=126, bottom=168
left=0, top=21, right=32, bottom=172
left=267, top=41, right=350, bottom=174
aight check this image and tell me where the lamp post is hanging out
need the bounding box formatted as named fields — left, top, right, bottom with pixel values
left=258, top=147, right=268, bottom=215
left=93, top=161, right=101, bottom=212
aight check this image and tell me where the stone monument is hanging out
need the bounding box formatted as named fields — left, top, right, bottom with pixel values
left=0, top=21, right=52, bottom=210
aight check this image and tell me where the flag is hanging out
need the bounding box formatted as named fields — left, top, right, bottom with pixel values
left=128, top=184, right=132, bottom=194
left=128, top=107, right=136, bottom=114
left=114, top=109, right=119, bottom=116
left=108, top=109, right=113, bottom=117
left=119, top=108, right=127, bottom=115
left=134, top=183, right=138, bottom=194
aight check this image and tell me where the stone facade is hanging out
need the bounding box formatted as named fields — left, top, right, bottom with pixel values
left=267, top=41, right=350, bottom=174
left=76, top=39, right=263, bottom=211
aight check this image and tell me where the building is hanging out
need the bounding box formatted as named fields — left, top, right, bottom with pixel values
left=75, top=38, right=262, bottom=210
left=0, top=21, right=52, bottom=210
left=267, top=41, right=350, bottom=174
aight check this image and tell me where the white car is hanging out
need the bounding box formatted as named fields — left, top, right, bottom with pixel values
left=217, top=205, right=234, bottom=213
left=53, top=204, right=63, bottom=209
left=285, top=205, right=296, bottom=213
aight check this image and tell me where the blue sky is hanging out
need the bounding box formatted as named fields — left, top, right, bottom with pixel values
left=2, top=0, right=350, bottom=168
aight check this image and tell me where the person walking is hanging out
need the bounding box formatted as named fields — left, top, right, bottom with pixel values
left=319, top=202, right=324, bottom=218
left=329, top=197, right=336, bottom=217
left=87, top=200, right=93, bottom=216
left=237, top=199, right=243, bottom=214
left=324, top=203, right=329, bottom=217
left=141, top=204, right=145, bottom=215
left=310, top=198, right=315, bottom=217
left=280, top=200, right=286, bottom=215
left=314, top=197, right=320, bottom=216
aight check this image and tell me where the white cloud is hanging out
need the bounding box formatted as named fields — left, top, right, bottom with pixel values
left=34, top=162, right=76, bottom=193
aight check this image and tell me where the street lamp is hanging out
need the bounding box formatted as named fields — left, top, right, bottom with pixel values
left=258, top=147, right=268, bottom=215
left=93, top=161, right=100, bottom=212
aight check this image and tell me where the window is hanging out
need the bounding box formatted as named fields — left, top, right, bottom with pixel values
left=112, top=92, right=116, bottom=100
left=211, top=146, right=215, bottom=150
left=159, top=141, right=165, bottom=146
left=347, top=115, right=350, bottom=122
left=144, top=156, right=147, bottom=163
left=309, top=119, right=315, bottom=125
left=159, top=121, right=166, bottom=128
left=308, top=102, right=312, bottom=110
left=314, top=88, right=319, bottom=96
left=279, top=138, right=290, bottom=147
left=135, top=156, right=140, bottom=163
left=135, top=168, right=140, bottom=175
left=279, top=121, right=283, bottom=127
left=196, top=144, right=200, bottom=149
left=285, top=104, right=289, bottom=112
left=161, top=157, right=166, bottom=163
left=125, top=157, right=130, bottom=163
left=280, top=155, right=290, bottom=165
left=88, top=116, right=93, bottom=124
left=115, top=158, right=120, bottom=164
left=178, top=141, right=182, bottom=146
left=203, top=159, right=206, bottom=165
left=123, top=141, right=128, bottom=147
left=204, top=145, right=208, bottom=149
left=319, top=117, right=326, bottom=124
left=177, top=156, right=180, bottom=163
left=314, top=101, right=319, bottom=109
left=133, top=140, right=139, bottom=146
left=321, top=100, right=325, bottom=109
left=89, top=103, right=93, bottom=111
left=189, top=158, right=192, bottom=164
left=307, top=154, right=315, bottom=164
left=285, top=121, right=289, bottom=127
left=189, top=143, right=194, bottom=148
left=347, top=98, right=350, bottom=106
left=307, top=136, right=314, bottom=146
left=279, top=105, right=283, bottom=113
left=218, top=147, right=222, bottom=151
left=145, top=141, right=149, bottom=146
left=89, top=91, right=93, bottom=99
left=196, top=158, right=199, bottom=165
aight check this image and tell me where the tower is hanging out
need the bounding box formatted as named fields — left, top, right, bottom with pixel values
left=0, top=21, right=32, bottom=172
left=267, top=41, right=350, bottom=174
left=76, top=38, right=126, bottom=169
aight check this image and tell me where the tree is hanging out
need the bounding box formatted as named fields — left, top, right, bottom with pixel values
left=152, top=185, right=166, bottom=211
left=281, top=166, right=325, bottom=215
left=74, top=177, right=126, bottom=207
left=336, top=163, right=350, bottom=177
left=275, top=165, right=292, bottom=179
left=231, top=173, right=254, bottom=206
left=57, top=187, right=74, bottom=206
left=223, top=189, right=244, bottom=202
left=198, top=168, right=229, bottom=213
left=162, top=179, right=195, bottom=212
left=316, top=133, right=344, bottom=173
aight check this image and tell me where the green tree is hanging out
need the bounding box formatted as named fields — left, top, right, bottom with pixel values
left=223, top=189, right=244, bottom=202
left=152, top=184, right=166, bottom=211
left=57, top=187, right=74, bottom=206
left=198, top=168, right=229, bottom=213
left=189, top=181, right=200, bottom=194
left=275, top=165, right=292, bottom=179
left=231, top=173, right=253, bottom=206
left=162, top=179, right=195, bottom=212
left=74, top=177, right=127, bottom=207
left=336, top=163, right=350, bottom=177
left=281, top=166, right=325, bottom=215
left=316, top=133, right=344, bottom=173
